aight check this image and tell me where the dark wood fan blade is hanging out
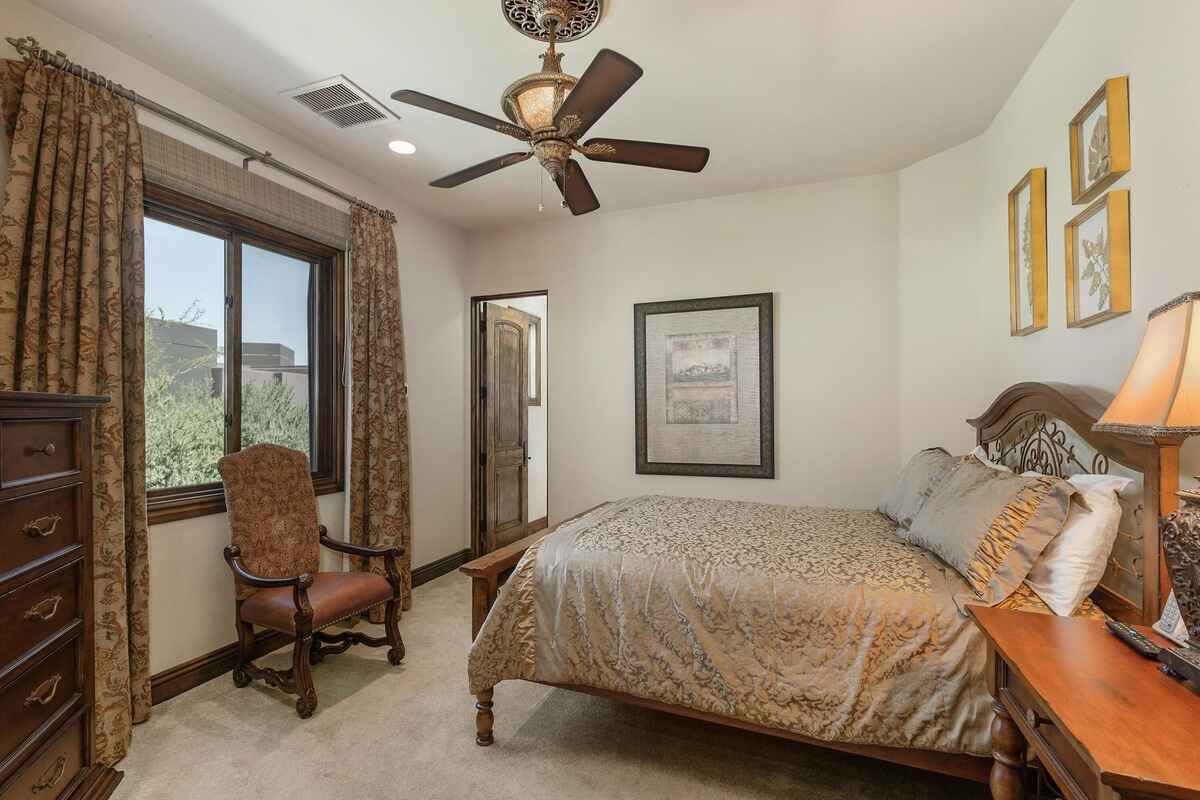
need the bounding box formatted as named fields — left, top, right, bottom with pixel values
left=580, top=138, right=710, bottom=173
left=390, top=90, right=529, bottom=141
left=552, top=49, right=643, bottom=140
left=430, top=152, right=532, bottom=188
left=553, top=160, right=600, bottom=216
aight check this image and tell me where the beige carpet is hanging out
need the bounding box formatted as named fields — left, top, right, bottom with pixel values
left=113, top=572, right=988, bottom=799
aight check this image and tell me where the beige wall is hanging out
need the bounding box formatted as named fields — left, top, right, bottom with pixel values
left=898, top=0, right=1200, bottom=479
left=2, top=0, right=470, bottom=675
left=466, top=174, right=901, bottom=523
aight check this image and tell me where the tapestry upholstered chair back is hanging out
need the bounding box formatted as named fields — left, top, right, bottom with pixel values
left=218, top=444, right=321, bottom=600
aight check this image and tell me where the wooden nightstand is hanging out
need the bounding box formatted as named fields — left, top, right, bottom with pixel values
left=968, top=606, right=1200, bottom=800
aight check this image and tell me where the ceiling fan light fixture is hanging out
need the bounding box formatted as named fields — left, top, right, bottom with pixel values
left=390, top=4, right=707, bottom=217
left=501, top=61, right=576, bottom=132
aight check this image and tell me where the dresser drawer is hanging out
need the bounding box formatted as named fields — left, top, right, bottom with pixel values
left=0, top=563, right=81, bottom=671
left=0, top=638, right=79, bottom=762
left=0, top=713, right=83, bottom=800
left=1002, top=667, right=1099, bottom=800
left=0, top=419, right=80, bottom=490
left=0, top=485, right=82, bottom=580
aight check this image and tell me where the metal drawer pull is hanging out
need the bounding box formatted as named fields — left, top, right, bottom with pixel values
left=32, top=755, right=67, bottom=793
left=25, top=674, right=63, bottom=707
left=23, top=514, right=62, bottom=538
left=30, top=442, right=57, bottom=457
left=24, top=595, right=63, bottom=622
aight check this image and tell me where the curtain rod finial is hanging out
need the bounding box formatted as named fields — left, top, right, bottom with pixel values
left=6, top=36, right=44, bottom=62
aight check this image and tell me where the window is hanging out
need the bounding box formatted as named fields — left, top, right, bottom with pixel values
left=144, top=184, right=345, bottom=523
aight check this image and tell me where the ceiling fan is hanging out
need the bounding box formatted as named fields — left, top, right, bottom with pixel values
left=390, top=0, right=709, bottom=216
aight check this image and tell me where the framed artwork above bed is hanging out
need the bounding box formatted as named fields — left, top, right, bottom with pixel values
left=1065, top=189, right=1131, bottom=328
left=634, top=292, right=774, bottom=478
left=1069, top=76, right=1130, bottom=205
left=1008, top=167, right=1047, bottom=336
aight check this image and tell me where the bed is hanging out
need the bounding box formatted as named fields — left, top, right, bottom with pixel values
left=460, top=382, right=1178, bottom=782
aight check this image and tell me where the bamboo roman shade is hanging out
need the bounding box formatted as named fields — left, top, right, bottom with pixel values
left=140, top=125, right=350, bottom=248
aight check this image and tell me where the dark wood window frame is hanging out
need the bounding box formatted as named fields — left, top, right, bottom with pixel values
left=144, top=182, right=346, bottom=525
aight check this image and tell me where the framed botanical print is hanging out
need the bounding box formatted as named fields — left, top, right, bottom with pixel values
left=1065, top=190, right=1130, bottom=328
left=1069, top=76, right=1130, bottom=205
left=634, top=293, right=774, bottom=478
left=1008, top=168, right=1048, bottom=336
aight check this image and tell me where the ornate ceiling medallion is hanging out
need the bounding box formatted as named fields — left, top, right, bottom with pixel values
left=502, top=0, right=603, bottom=43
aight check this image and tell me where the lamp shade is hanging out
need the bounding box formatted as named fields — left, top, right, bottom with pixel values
left=500, top=48, right=576, bottom=133
left=512, top=83, right=569, bottom=131
left=1095, top=292, right=1200, bottom=437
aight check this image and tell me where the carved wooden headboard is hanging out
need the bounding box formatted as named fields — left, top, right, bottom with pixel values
left=968, top=382, right=1181, bottom=624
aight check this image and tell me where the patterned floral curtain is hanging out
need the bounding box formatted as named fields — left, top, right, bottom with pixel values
left=348, top=205, right=412, bottom=619
left=0, top=59, right=150, bottom=765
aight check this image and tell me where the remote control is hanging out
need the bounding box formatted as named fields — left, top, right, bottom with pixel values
left=1106, top=620, right=1162, bottom=659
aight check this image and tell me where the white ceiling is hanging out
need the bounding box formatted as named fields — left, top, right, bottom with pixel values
left=32, top=0, right=1070, bottom=232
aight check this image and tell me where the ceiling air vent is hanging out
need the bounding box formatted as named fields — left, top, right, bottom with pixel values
left=281, top=76, right=399, bottom=130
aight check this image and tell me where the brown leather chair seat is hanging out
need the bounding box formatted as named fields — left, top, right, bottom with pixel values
left=240, top=572, right=393, bottom=634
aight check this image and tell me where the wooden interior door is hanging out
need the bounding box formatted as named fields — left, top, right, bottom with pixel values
left=482, top=303, right=532, bottom=553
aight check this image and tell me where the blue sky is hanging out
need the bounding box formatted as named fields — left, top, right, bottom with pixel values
left=145, top=217, right=312, bottom=363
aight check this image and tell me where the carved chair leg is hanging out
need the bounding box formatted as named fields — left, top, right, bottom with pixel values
left=990, top=700, right=1026, bottom=800
left=475, top=688, right=495, bottom=746
left=293, top=636, right=318, bottom=719
left=384, top=599, right=405, bottom=665
left=232, top=616, right=254, bottom=688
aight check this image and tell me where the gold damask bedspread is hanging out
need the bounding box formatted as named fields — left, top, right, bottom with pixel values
left=468, top=495, right=1103, bottom=757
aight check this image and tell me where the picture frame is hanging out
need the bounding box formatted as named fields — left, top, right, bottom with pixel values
left=634, top=293, right=774, bottom=478
left=1008, top=168, right=1048, bottom=337
left=1069, top=76, right=1130, bottom=205
left=1065, top=190, right=1130, bottom=328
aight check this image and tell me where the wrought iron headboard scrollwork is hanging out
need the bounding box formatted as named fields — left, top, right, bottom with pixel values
left=983, top=412, right=1112, bottom=478
left=968, top=382, right=1181, bottom=624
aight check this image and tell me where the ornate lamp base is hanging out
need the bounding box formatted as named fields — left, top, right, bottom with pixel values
left=1160, top=485, right=1200, bottom=643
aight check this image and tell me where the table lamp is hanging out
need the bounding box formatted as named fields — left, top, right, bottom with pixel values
left=1094, top=291, right=1200, bottom=644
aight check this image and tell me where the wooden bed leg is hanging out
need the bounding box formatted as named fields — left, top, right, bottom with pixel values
left=990, top=700, right=1025, bottom=800
left=475, top=688, right=495, bottom=746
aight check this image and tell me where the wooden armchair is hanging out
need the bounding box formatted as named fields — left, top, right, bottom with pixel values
left=218, top=443, right=404, bottom=718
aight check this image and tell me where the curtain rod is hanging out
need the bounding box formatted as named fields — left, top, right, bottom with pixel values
left=4, top=36, right=398, bottom=225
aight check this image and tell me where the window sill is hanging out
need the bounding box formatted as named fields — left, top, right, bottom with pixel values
left=147, top=476, right=343, bottom=526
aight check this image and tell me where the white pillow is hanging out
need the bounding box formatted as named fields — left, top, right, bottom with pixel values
left=971, top=446, right=1011, bottom=472
left=1023, top=473, right=1134, bottom=615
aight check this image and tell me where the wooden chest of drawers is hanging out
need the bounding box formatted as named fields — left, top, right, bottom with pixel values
left=0, top=393, right=120, bottom=800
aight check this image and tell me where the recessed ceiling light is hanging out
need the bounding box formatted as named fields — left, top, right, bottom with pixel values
left=388, top=140, right=417, bottom=155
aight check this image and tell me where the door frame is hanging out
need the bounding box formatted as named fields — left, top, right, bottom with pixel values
left=470, top=290, right=549, bottom=559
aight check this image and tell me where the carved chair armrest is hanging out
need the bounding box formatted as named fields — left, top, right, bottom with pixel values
left=223, top=545, right=315, bottom=590
left=318, top=528, right=402, bottom=559
left=317, top=528, right=403, bottom=594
